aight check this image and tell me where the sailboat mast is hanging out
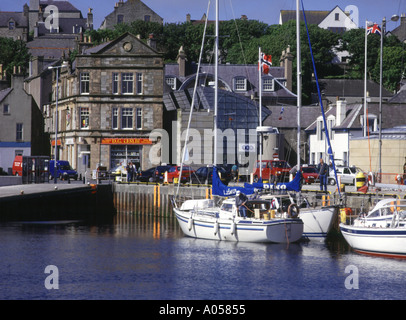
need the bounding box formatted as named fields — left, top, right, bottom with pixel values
left=296, top=0, right=301, bottom=169
left=213, top=0, right=219, bottom=166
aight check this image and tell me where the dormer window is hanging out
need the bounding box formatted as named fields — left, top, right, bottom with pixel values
left=263, top=78, right=275, bottom=91
left=9, top=21, right=15, bottom=30
left=234, top=77, right=247, bottom=91
left=165, top=76, right=177, bottom=90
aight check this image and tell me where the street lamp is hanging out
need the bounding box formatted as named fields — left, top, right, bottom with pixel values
left=378, top=15, right=399, bottom=182
left=48, top=61, right=69, bottom=183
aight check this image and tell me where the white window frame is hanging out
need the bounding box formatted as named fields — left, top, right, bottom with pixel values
left=80, top=107, right=90, bottom=129
left=263, top=78, right=275, bottom=92
left=121, top=108, right=133, bottom=129
left=122, top=73, right=134, bottom=94
left=234, top=77, right=247, bottom=91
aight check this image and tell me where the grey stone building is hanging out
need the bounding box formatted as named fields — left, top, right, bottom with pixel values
left=0, top=69, right=47, bottom=173
left=100, top=0, right=163, bottom=30
left=45, top=32, right=164, bottom=177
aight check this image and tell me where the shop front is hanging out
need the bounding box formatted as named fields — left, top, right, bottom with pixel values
left=101, top=138, right=153, bottom=172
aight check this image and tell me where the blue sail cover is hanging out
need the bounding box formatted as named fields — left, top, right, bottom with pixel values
left=244, top=171, right=302, bottom=192
left=212, top=167, right=256, bottom=196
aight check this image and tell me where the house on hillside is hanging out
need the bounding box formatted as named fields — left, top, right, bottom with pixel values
left=279, top=5, right=358, bottom=33
left=100, top=0, right=163, bottom=30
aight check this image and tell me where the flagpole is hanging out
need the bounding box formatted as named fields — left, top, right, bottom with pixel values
left=364, top=20, right=368, bottom=137
left=258, top=46, right=263, bottom=181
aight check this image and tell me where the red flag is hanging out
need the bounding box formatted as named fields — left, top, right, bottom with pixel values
left=367, top=24, right=381, bottom=35
left=259, top=52, right=272, bottom=74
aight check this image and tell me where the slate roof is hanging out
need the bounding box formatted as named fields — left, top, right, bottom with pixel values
left=0, top=11, right=27, bottom=28
left=305, top=103, right=406, bottom=132
left=39, top=0, right=83, bottom=14
left=280, top=9, right=329, bottom=25
left=315, top=79, right=393, bottom=99
left=0, top=88, right=12, bottom=103
left=165, top=63, right=297, bottom=104
left=27, top=34, right=77, bottom=59
left=264, top=105, right=321, bottom=129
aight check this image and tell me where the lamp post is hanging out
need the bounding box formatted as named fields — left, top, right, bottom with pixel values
left=378, top=14, right=399, bottom=182
left=48, top=61, right=69, bottom=183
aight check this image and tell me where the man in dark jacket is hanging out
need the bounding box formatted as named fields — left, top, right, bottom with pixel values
left=316, top=158, right=329, bottom=191
left=235, top=190, right=248, bottom=218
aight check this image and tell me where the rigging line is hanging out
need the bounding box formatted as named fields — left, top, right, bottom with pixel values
left=300, top=0, right=341, bottom=198
left=176, top=0, right=211, bottom=199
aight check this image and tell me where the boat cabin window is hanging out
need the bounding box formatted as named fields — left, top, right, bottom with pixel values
left=221, top=203, right=234, bottom=212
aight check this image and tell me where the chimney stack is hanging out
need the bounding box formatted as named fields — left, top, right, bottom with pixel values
left=177, top=46, right=187, bottom=77
left=280, top=46, right=293, bottom=92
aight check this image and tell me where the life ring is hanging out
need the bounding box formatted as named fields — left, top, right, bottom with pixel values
left=287, top=204, right=300, bottom=218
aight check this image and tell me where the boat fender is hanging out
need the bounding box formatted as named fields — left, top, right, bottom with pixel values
left=287, top=204, right=299, bottom=218
left=188, top=217, right=193, bottom=231
left=214, top=219, right=219, bottom=235
left=231, top=221, right=236, bottom=235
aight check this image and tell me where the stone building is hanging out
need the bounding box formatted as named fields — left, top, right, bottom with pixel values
left=45, top=32, right=164, bottom=177
left=100, top=0, right=163, bottom=30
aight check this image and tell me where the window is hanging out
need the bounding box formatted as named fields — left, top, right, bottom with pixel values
left=80, top=107, right=90, bottom=129
left=263, top=78, right=274, bottom=91
left=80, top=72, right=90, bottom=94
left=9, top=21, right=15, bottom=30
left=335, top=13, right=339, bottom=21
left=327, top=118, right=335, bottom=140
left=234, top=77, right=247, bottom=91
left=121, top=108, right=133, bottom=129
left=136, top=108, right=142, bottom=129
left=144, top=15, right=151, bottom=22
left=3, top=104, right=10, bottom=115
left=136, top=73, right=143, bottom=94
left=122, top=73, right=133, bottom=94
left=317, top=120, right=324, bottom=141
left=112, top=73, right=119, bottom=94
left=16, top=123, right=23, bottom=141
left=117, top=15, right=124, bottom=24
left=165, top=77, right=176, bottom=90
left=112, top=107, right=118, bottom=129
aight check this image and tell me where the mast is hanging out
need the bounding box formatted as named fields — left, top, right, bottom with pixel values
left=296, top=0, right=301, bottom=169
left=258, top=47, right=263, bottom=180
left=213, top=0, right=219, bottom=166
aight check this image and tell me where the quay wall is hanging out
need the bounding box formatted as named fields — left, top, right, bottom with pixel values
left=0, top=184, right=115, bottom=222
left=112, top=183, right=404, bottom=215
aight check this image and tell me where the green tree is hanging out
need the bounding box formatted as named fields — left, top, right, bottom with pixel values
left=0, top=37, right=30, bottom=83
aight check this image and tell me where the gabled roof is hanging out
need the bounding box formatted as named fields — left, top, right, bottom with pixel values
left=305, top=103, right=406, bottom=132
left=81, top=32, right=159, bottom=55
left=0, top=88, right=12, bottom=103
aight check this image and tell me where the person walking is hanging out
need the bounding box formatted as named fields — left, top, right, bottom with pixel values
left=317, top=158, right=329, bottom=191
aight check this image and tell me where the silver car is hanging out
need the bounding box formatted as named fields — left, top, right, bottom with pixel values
left=328, top=166, right=360, bottom=185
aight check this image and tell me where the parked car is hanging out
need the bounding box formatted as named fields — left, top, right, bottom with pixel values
left=301, top=165, right=319, bottom=184
left=166, top=165, right=194, bottom=183
left=190, top=166, right=231, bottom=185
left=328, top=166, right=362, bottom=185
left=136, top=167, right=156, bottom=182
left=49, top=160, right=78, bottom=180
left=152, top=165, right=173, bottom=183
left=252, top=160, right=291, bottom=182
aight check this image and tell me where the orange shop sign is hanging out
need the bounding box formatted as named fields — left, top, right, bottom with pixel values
left=101, top=138, right=152, bottom=145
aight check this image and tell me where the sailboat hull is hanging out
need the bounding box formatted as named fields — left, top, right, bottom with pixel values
left=299, top=206, right=338, bottom=239
left=340, top=223, right=406, bottom=259
left=174, top=208, right=303, bottom=243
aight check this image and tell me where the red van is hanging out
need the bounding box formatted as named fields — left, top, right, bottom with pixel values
left=252, top=160, right=291, bottom=183
left=12, top=155, right=23, bottom=176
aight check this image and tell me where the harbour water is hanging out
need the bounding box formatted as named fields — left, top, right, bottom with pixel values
left=0, top=210, right=405, bottom=301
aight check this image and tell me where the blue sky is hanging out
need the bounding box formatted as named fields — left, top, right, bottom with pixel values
left=2, top=0, right=405, bottom=30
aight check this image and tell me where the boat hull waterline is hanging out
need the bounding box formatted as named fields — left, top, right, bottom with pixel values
left=174, top=208, right=304, bottom=243
left=340, top=224, right=406, bottom=259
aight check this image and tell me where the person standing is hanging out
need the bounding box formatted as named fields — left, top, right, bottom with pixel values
left=317, top=158, right=329, bottom=191
left=235, top=190, right=248, bottom=218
